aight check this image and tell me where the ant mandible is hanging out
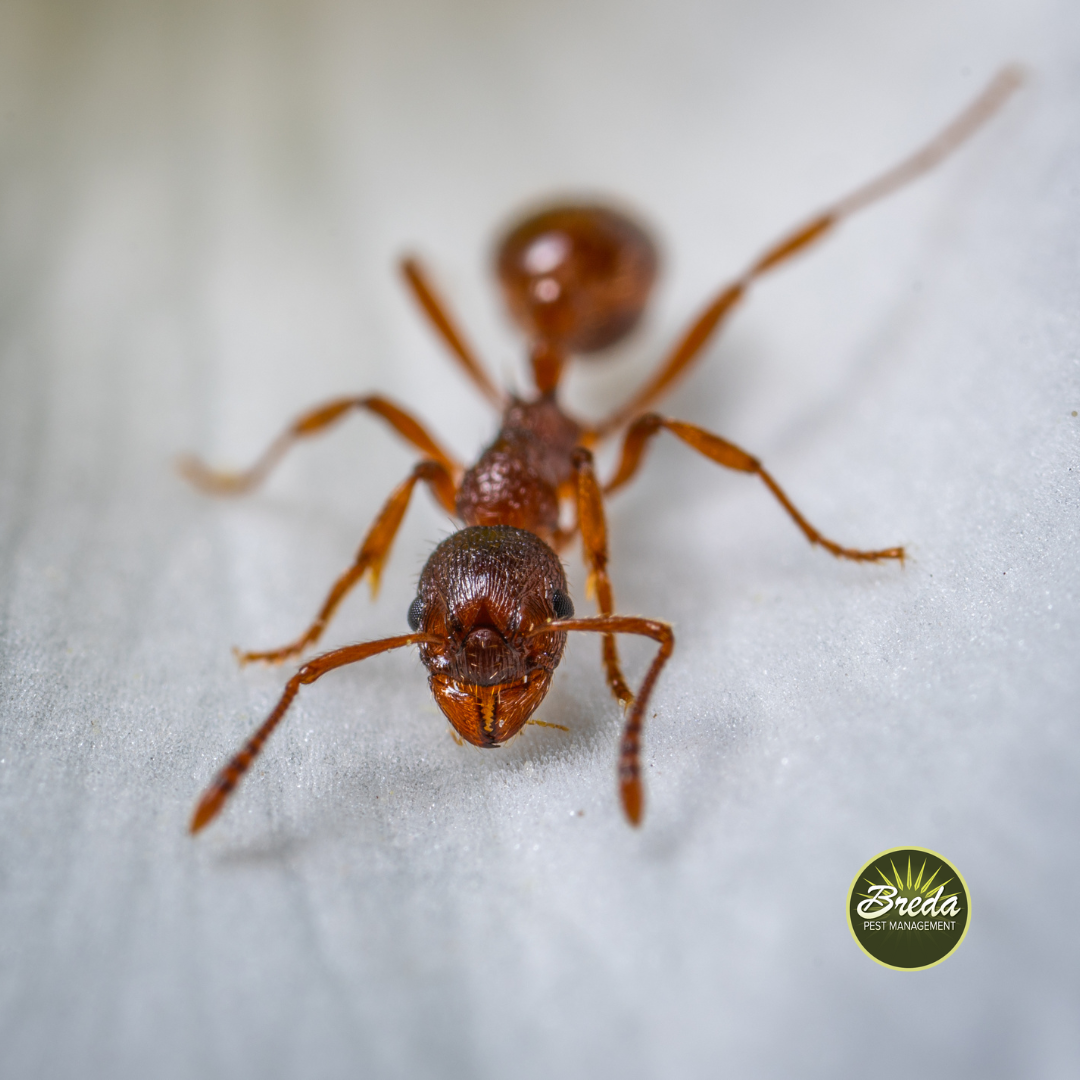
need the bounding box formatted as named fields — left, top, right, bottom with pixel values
left=184, top=69, right=1020, bottom=833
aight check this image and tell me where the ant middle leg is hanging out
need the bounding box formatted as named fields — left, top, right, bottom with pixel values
left=591, top=67, right=1022, bottom=435
left=179, top=394, right=460, bottom=495
left=237, top=459, right=458, bottom=665
left=606, top=415, right=904, bottom=563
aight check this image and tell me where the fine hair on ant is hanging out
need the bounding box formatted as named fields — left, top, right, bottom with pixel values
left=183, top=68, right=1021, bottom=833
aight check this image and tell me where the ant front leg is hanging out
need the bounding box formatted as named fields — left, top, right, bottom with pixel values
left=179, top=395, right=460, bottom=495
left=238, top=459, right=458, bottom=665
left=606, top=415, right=904, bottom=563
left=571, top=447, right=633, bottom=707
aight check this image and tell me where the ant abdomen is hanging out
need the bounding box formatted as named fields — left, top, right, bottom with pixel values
left=495, top=203, right=658, bottom=356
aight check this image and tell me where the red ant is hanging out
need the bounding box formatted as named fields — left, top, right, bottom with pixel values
left=184, top=69, right=1020, bottom=833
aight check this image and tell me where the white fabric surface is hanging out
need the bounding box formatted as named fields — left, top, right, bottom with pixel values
left=1, top=2, right=1078, bottom=1077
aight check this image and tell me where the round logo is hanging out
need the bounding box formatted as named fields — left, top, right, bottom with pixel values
left=847, top=847, right=970, bottom=970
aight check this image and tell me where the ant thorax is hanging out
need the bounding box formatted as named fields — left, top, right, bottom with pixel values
left=455, top=397, right=580, bottom=542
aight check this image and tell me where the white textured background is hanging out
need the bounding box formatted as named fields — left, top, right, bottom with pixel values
left=1, top=2, right=1078, bottom=1078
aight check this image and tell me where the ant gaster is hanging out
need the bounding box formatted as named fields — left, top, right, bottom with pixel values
left=184, top=69, right=1020, bottom=833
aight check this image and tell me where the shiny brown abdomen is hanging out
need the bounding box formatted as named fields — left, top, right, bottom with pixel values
left=495, top=203, right=658, bottom=356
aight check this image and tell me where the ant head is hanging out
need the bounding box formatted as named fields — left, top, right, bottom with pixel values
left=409, top=526, right=574, bottom=747
left=495, top=203, right=658, bottom=357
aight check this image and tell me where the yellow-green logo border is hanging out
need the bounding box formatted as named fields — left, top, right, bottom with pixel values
left=847, top=846, right=971, bottom=971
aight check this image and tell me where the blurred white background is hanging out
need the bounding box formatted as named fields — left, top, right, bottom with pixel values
left=1, top=1, right=1077, bottom=1077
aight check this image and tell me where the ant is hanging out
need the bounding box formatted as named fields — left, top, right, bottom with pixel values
left=184, top=69, right=1020, bottom=834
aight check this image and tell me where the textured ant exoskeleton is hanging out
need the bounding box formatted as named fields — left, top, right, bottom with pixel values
left=183, top=69, right=1020, bottom=832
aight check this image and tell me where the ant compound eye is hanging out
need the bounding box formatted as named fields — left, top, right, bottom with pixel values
left=552, top=589, right=574, bottom=620
left=407, top=596, right=425, bottom=632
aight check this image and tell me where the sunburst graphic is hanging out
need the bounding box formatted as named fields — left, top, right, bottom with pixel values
left=856, top=854, right=959, bottom=910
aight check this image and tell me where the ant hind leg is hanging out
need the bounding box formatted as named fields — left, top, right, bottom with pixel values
left=591, top=67, right=1022, bottom=435
left=400, top=257, right=506, bottom=409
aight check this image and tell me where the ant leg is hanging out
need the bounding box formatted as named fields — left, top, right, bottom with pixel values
left=401, top=257, right=507, bottom=409
left=607, top=415, right=904, bottom=563
left=532, top=615, right=674, bottom=825
left=591, top=67, right=1022, bottom=435
left=190, top=631, right=437, bottom=832
left=238, top=459, right=457, bottom=665
left=526, top=720, right=569, bottom=732
left=571, top=448, right=633, bottom=707
left=179, top=394, right=460, bottom=495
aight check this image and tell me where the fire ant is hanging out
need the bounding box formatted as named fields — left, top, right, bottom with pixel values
left=184, top=69, right=1020, bottom=833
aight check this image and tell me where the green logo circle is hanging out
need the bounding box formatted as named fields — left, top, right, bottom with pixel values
left=847, top=847, right=970, bottom=970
